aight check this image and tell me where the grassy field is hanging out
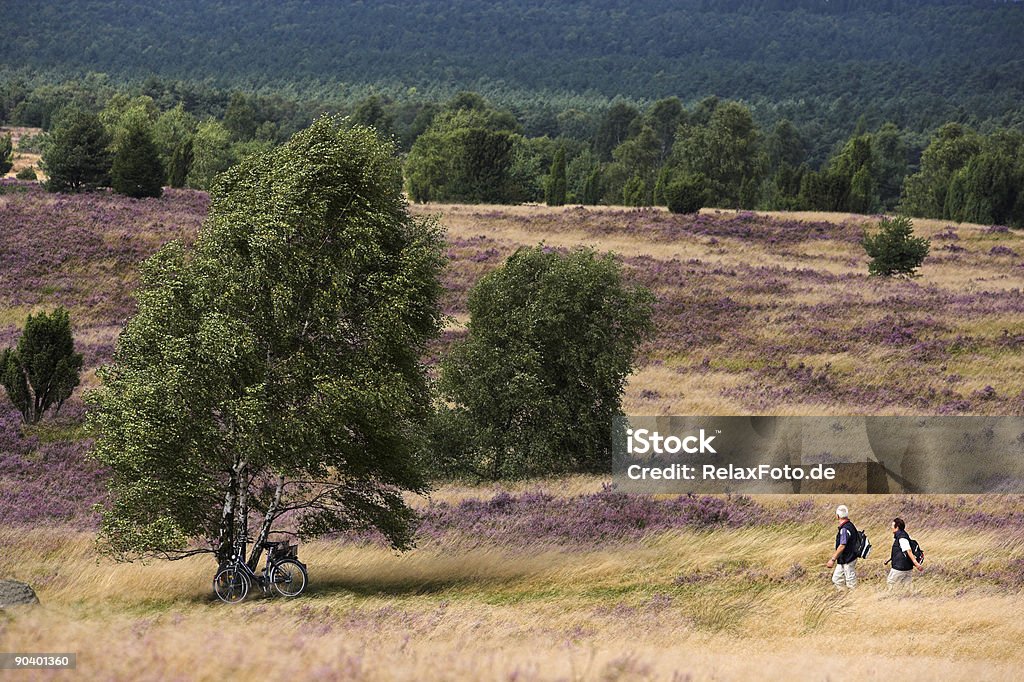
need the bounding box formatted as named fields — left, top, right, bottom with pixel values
left=2, top=183, right=1024, bottom=679
left=3, top=486, right=1024, bottom=680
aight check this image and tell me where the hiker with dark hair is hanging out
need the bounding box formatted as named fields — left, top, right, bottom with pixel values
left=887, top=517, right=924, bottom=588
left=826, top=504, right=858, bottom=589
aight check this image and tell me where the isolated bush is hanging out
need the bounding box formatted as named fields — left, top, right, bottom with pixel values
left=439, top=246, right=654, bottom=479
left=861, top=215, right=930, bottom=277
left=15, top=166, right=37, bottom=181
left=665, top=174, right=706, bottom=214
left=43, top=109, right=112, bottom=192
left=0, top=308, right=83, bottom=424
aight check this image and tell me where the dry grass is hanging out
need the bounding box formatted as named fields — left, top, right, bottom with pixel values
left=4, top=201, right=1023, bottom=679
left=412, top=202, right=1024, bottom=415
left=2, top=516, right=1022, bottom=681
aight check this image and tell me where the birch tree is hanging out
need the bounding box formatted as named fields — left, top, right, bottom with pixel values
left=88, top=116, right=445, bottom=567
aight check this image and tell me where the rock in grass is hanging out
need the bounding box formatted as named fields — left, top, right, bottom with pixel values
left=0, top=580, right=40, bottom=607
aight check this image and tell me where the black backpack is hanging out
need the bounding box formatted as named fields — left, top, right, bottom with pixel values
left=886, top=533, right=925, bottom=567
left=908, top=537, right=924, bottom=564
left=855, top=529, right=872, bottom=559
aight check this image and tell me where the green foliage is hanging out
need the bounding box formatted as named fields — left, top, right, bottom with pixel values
left=946, top=153, right=1010, bottom=226
left=153, top=104, right=198, bottom=186
left=0, top=308, right=83, bottom=424
left=831, top=134, right=878, bottom=214
left=642, top=98, right=684, bottom=164
left=186, top=119, right=233, bottom=190
left=15, top=166, right=38, bottom=181
left=405, top=108, right=519, bottom=203
left=14, top=131, right=47, bottom=155
left=798, top=169, right=850, bottom=212
left=506, top=135, right=556, bottom=204
left=764, top=120, right=806, bottom=173
left=900, top=123, right=983, bottom=219
left=901, top=125, right=1024, bottom=227
left=545, top=146, right=567, bottom=206
left=351, top=95, right=396, bottom=140
left=622, top=174, right=649, bottom=207
left=0, top=133, right=13, bottom=175
left=582, top=166, right=603, bottom=206
left=594, top=102, right=639, bottom=161
left=87, top=116, right=445, bottom=563
left=870, top=123, right=910, bottom=211
left=760, top=163, right=805, bottom=211
left=562, top=148, right=597, bottom=205
left=99, top=94, right=159, bottom=152
left=167, top=138, right=193, bottom=188
left=223, top=92, right=258, bottom=141
left=664, top=174, right=707, bottom=214
left=669, top=100, right=761, bottom=208
left=42, top=108, right=112, bottom=192
left=111, top=122, right=165, bottom=198
left=861, top=216, right=930, bottom=278
left=438, top=246, right=654, bottom=479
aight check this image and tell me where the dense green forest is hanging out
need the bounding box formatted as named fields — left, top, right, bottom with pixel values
left=3, top=1, right=1023, bottom=225
left=2, top=1, right=1024, bottom=163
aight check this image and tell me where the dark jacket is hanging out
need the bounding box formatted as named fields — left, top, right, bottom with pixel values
left=835, top=520, right=858, bottom=565
left=891, top=529, right=913, bottom=571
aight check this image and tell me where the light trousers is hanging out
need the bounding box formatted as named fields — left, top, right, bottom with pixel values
left=832, top=559, right=857, bottom=589
left=887, top=568, right=913, bottom=587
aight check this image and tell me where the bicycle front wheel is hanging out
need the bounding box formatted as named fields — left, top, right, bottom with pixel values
left=270, top=559, right=307, bottom=597
left=213, top=566, right=251, bottom=604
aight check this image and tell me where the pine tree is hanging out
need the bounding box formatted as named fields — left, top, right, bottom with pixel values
left=861, top=216, right=930, bottom=277
left=43, top=109, right=112, bottom=193
left=0, top=308, right=83, bottom=423
left=111, top=123, right=165, bottom=198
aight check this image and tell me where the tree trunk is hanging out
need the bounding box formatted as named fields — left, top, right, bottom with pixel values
left=237, top=459, right=249, bottom=547
left=248, top=474, right=286, bottom=569
left=215, top=464, right=238, bottom=566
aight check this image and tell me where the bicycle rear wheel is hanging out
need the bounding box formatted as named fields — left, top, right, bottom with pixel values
left=270, top=559, right=307, bottom=597
left=213, top=566, right=250, bottom=603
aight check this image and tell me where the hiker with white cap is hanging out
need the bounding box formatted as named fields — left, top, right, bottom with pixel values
left=826, top=504, right=859, bottom=589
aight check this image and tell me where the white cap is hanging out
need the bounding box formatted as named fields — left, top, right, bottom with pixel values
left=836, top=505, right=849, bottom=518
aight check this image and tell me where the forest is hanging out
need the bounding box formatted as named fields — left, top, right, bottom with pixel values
left=2, top=1, right=1023, bottom=224
left=8, top=85, right=1024, bottom=227
left=2, top=0, right=1023, bottom=164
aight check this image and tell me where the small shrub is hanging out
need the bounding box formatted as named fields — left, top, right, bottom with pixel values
left=0, top=307, right=83, bottom=423
left=861, top=215, right=930, bottom=277
left=16, top=166, right=38, bottom=181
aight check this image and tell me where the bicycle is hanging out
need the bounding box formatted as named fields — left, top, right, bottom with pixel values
left=213, top=536, right=308, bottom=603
